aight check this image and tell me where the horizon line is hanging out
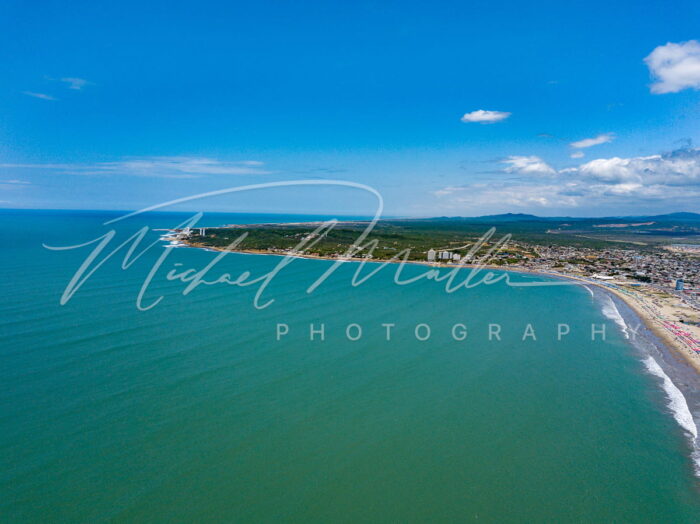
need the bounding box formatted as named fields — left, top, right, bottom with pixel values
left=1, top=206, right=699, bottom=220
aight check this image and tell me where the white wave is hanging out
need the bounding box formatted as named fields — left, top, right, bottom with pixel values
left=643, top=356, right=697, bottom=438
left=601, top=295, right=629, bottom=339
left=583, top=285, right=594, bottom=298
left=643, top=356, right=700, bottom=474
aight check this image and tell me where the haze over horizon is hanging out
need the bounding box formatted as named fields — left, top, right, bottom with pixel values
left=1, top=0, right=699, bottom=216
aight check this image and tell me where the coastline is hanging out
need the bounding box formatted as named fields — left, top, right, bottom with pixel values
left=563, top=274, right=700, bottom=375
left=181, top=240, right=700, bottom=376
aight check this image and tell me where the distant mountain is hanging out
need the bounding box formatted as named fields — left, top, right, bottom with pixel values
left=427, top=212, right=700, bottom=223
left=476, top=213, right=542, bottom=221
left=430, top=213, right=548, bottom=222
left=642, top=212, right=700, bottom=221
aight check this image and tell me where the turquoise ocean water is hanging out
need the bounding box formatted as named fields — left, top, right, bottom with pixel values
left=2, top=209, right=700, bottom=522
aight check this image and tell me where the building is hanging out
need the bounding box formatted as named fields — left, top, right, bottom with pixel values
left=427, top=249, right=436, bottom=261
left=452, top=253, right=461, bottom=262
left=176, top=227, right=192, bottom=239
left=676, top=279, right=684, bottom=291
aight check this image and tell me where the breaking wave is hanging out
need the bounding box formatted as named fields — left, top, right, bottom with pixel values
left=600, top=295, right=629, bottom=339
left=642, top=356, right=700, bottom=474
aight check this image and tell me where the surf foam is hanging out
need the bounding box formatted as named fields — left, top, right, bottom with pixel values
left=643, top=356, right=698, bottom=439
left=642, top=355, right=700, bottom=475
left=601, top=295, right=629, bottom=339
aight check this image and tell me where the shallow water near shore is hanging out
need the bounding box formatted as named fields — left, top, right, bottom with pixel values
left=606, top=290, right=700, bottom=473
left=2, top=209, right=700, bottom=522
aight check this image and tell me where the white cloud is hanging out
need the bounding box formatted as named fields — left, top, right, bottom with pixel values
left=22, top=91, right=57, bottom=101
left=0, top=179, right=31, bottom=185
left=570, top=133, right=615, bottom=149
left=60, top=77, right=92, bottom=90
left=570, top=151, right=584, bottom=159
left=434, top=182, right=579, bottom=209
left=0, top=157, right=271, bottom=178
left=460, top=110, right=511, bottom=124
left=645, top=40, right=700, bottom=94
left=502, top=155, right=556, bottom=175
left=432, top=186, right=461, bottom=197
left=99, top=157, right=270, bottom=177
left=434, top=148, right=700, bottom=213
left=575, top=149, right=700, bottom=186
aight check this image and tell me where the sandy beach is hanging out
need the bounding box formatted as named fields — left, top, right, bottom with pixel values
left=590, top=281, right=700, bottom=373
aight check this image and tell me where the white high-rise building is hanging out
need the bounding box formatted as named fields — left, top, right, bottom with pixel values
left=427, top=249, right=436, bottom=261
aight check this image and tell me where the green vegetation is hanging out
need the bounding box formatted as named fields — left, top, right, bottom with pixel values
left=189, top=214, right=700, bottom=261
left=193, top=223, right=495, bottom=261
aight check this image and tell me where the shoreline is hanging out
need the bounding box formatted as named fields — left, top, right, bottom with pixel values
left=181, top=240, right=700, bottom=375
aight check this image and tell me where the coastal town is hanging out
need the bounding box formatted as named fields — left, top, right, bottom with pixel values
left=426, top=240, right=700, bottom=363
left=477, top=240, right=700, bottom=360
left=465, top=241, right=700, bottom=305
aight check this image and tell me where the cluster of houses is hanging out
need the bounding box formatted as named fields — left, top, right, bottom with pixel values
left=424, top=241, right=699, bottom=304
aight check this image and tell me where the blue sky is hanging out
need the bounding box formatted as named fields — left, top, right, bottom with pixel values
left=1, top=0, right=699, bottom=216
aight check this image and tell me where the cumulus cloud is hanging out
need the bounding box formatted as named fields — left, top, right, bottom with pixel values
left=0, top=157, right=271, bottom=178
left=570, top=133, right=615, bottom=149
left=460, top=110, right=511, bottom=124
left=645, top=40, right=700, bottom=94
left=22, top=91, right=57, bottom=101
left=434, top=148, right=700, bottom=213
left=575, top=149, right=700, bottom=186
left=502, top=155, right=556, bottom=175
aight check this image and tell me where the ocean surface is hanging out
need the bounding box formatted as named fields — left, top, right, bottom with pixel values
left=2, top=209, right=700, bottom=522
